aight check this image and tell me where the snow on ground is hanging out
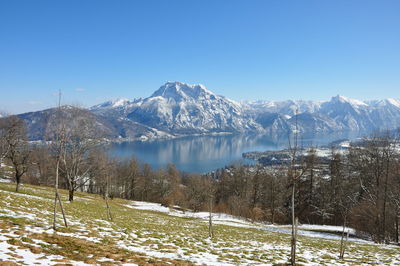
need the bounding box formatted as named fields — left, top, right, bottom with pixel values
left=3, top=189, right=53, bottom=202
left=128, top=201, right=366, bottom=243
left=0, top=213, right=91, bottom=265
left=262, top=224, right=367, bottom=243
left=127, top=201, right=257, bottom=228
left=1, top=184, right=400, bottom=265
left=126, top=201, right=400, bottom=264
left=298, top=224, right=356, bottom=234
left=0, top=238, right=87, bottom=266
left=0, top=238, right=88, bottom=266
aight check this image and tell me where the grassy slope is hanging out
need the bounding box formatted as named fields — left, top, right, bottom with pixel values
left=0, top=182, right=399, bottom=265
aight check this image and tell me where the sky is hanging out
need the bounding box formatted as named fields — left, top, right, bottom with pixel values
left=0, top=0, right=399, bottom=114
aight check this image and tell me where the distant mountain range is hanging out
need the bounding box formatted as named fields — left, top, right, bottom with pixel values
left=11, top=81, right=400, bottom=140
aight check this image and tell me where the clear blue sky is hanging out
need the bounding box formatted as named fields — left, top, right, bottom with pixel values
left=1, top=0, right=399, bottom=114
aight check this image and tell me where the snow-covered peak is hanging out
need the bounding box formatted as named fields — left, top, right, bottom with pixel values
left=367, top=98, right=400, bottom=109
left=385, top=98, right=400, bottom=108
left=330, top=95, right=368, bottom=107
left=150, top=81, right=216, bottom=102
left=111, top=98, right=130, bottom=107
left=243, top=99, right=322, bottom=116
left=90, top=98, right=133, bottom=110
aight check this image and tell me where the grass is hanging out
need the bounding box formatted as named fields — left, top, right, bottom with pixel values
left=0, top=181, right=399, bottom=265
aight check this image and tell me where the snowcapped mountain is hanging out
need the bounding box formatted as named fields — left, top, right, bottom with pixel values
left=92, top=98, right=132, bottom=109
left=124, top=82, right=262, bottom=134
left=9, top=81, right=400, bottom=140
left=90, top=98, right=141, bottom=116
left=245, top=94, right=400, bottom=134
left=366, top=98, right=400, bottom=130
left=242, top=99, right=322, bottom=116
left=319, top=95, right=373, bottom=131
left=90, top=82, right=400, bottom=138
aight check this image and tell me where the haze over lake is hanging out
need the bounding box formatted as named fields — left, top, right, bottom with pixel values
left=107, top=132, right=360, bottom=173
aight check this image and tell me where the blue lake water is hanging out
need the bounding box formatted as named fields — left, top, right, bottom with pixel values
left=107, top=132, right=361, bottom=173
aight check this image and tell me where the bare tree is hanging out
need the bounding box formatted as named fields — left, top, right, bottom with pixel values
left=3, top=116, right=30, bottom=192
left=120, top=157, right=139, bottom=200
left=163, top=164, right=185, bottom=206
left=287, top=110, right=307, bottom=266
left=29, top=145, right=55, bottom=186
left=186, top=174, right=209, bottom=212
left=137, top=163, right=152, bottom=201
left=337, top=175, right=358, bottom=259
left=388, top=142, right=400, bottom=244
left=58, top=107, right=100, bottom=202
left=263, top=167, right=285, bottom=224
left=288, top=112, right=299, bottom=266
left=46, top=91, right=68, bottom=229
left=389, top=187, right=400, bottom=244
left=89, top=151, right=114, bottom=220
left=349, top=134, right=394, bottom=243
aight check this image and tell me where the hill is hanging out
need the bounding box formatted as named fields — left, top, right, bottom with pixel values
left=0, top=182, right=399, bottom=265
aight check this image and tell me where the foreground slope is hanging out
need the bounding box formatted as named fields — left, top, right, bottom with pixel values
left=13, top=81, right=400, bottom=141
left=0, top=182, right=399, bottom=265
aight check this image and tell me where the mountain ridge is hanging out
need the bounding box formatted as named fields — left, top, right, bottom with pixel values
left=7, top=81, right=400, bottom=140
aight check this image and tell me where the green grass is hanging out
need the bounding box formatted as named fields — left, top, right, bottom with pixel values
left=0, top=181, right=399, bottom=265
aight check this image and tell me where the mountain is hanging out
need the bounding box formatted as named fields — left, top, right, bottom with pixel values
left=6, top=82, right=400, bottom=140
left=242, top=99, right=322, bottom=116
left=366, top=98, right=400, bottom=130
left=318, top=95, right=373, bottom=131
left=124, top=82, right=262, bottom=134
left=17, top=106, right=118, bottom=140
left=88, top=83, right=400, bottom=138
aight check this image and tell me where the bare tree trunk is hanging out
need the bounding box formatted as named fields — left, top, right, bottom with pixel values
left=271, top=175, right=275, bottom=224
left=209, top=194, right=213, bottom=239
left=290, top=182, right=296, bottom=266
left=396, top=213, right=399, bottom=244
left=339, top=216, right=347, bottom=259
left=382, top=152, right=390, bottom=243
left=105, top=175, right=113, bottom=221
left=53, top=160, right=60, bottom=230
left=105, top=196, right=113, bottom=221
left=15, top=178, right=20, bottom=192
left=68, top=189, right=74, bottom=202
left=295, top=217, right=298, bottom=249
left=341, top=230, right=350, bottom=259
left=15, top=169, right=23, bottom=192
left=53, top=157, right=68, bottom=229
left=130, top=173, right=135, bottom=200
left=68, top=183, right=74, bottom=202
left=290, top=110, right=299, bottom=266
left=53, top=90, right=68, bottom=230
left=57, top=190, right=68, bottom=227
left=53, top=191, right=58, bottom=230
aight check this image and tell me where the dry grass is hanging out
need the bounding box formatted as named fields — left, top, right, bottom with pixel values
left=0, top=181, right=399, bottom=265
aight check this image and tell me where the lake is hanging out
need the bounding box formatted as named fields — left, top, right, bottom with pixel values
left=107, top=132, right=361, bottom=173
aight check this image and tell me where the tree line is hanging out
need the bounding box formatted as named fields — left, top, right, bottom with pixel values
left=0, top=110, right=399, bottom=246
